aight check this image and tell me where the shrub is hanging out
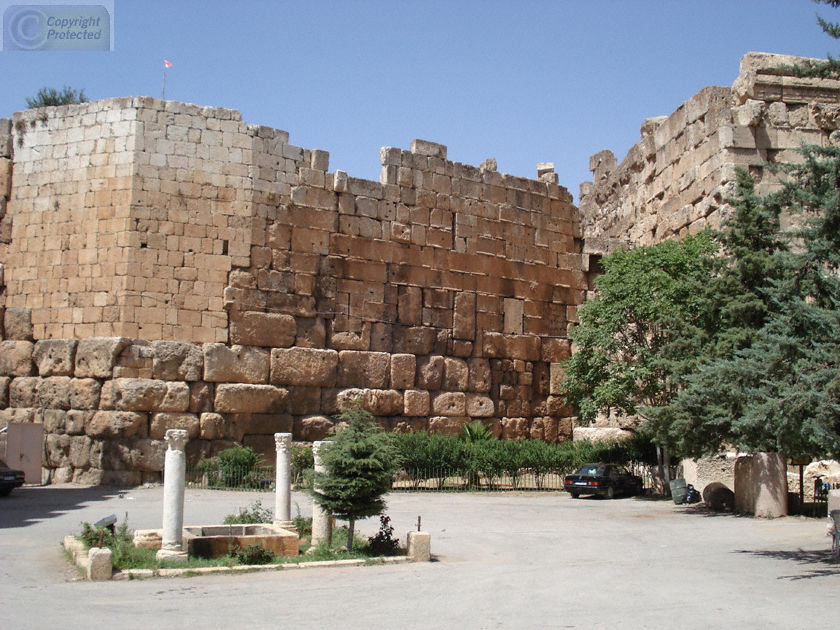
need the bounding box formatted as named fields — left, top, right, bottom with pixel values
left=291, top=446, right=314, bottom=489
left=228, top=543, right=275, bottom=565
left=367, top=515, right=401, bottom=556
left=223, top=500, right=274, bottom=525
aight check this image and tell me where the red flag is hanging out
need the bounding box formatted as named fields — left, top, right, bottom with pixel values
left=164, top=59, right=173, bottom=67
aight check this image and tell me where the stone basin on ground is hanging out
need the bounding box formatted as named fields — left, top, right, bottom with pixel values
left=182, top=524, right=298, bottom=559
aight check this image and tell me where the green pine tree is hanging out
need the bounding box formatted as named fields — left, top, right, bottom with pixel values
left=663, top=147, right=840, bottom=460
left=312, top=404, right=400, bottom=552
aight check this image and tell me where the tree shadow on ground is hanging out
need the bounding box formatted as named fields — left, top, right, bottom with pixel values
left=735, top=548, right=840, bottom=580
left=0, top=485, right=127, bottom=530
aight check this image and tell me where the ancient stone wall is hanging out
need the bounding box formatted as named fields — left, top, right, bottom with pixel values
left=0, top=98, right=586, bottom=484
left=579, top=52, right=840, bottom=256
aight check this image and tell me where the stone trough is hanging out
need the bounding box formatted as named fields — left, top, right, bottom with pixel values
left=182, top=524, right=299, bottom=559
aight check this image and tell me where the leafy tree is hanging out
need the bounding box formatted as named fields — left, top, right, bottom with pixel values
left=560, top=233, right=718, bottom=487
left=661, top=147, right=840, bottom=460
left=25, top=86, right=88, bottom=108
left=312, top=404, right=400, bottom=552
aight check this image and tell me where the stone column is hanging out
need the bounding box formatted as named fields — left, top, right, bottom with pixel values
left=274, top=432, right=293, bottom=528
left=310, top=440, right=332, bottom=546
left=156, top=429, right=189, bottom=562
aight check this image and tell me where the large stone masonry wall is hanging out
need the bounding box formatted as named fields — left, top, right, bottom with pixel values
left=575, top=52, right=840, bottom=438
left=579, top=52, right=840, bottom=256
left=0, top=98, right=587, bottom=484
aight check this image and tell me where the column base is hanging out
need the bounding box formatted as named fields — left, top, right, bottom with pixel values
left=156, top=548, right=188, bottom=562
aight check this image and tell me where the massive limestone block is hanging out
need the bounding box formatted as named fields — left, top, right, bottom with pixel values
left=296, top=317, right=326, bottom=348
left=453, top=292, right=476, bottom=340
left=150, top=412, right=200, bottom=440
left=507, top=335, right=541, bottom=361
left=466, top=394, right=494, bottom=418
left=270, top=347, right=338, bottom=387
left=37, top=376, right=72, bottom=410
left=320, top=387, right=363, bottom=415
left=4, top=308, right=33, bottom=341
left=0, top=340, right=35, bottom=376
left=199, top=412, right=227, bottom=440
left=203, top=344, right=270, bottom=384
left=9, top=376, right=38, bottom=407
left=86, top=411, right=147, bottom=440
left=133, top=438, right=166, bottom=472
left=68, top=435, right=93, bottom=468
left=390, top=354, right=416, bottom=390
left=467, top=359, right=493, bottom=394
left=70, top=378, right=102, bottom=410
left=541, top=338, right=571, bottom=363
left=151, top=341, right=204, bottom=381
left=229, top=413, right=293, bottom=441
left=403, top=389, right=430, bottom=417
left=33, top=339, right=78, bottom=377
left=101, top=379, right=190, bottom=412
left=230, top=312, right=296, bottom=348
left=734, top=453, right=788, bottom=518
left=337, top=351, right=390, bottom=388
left=75, top=338, right=132, bottom=379
left=65, top=410, right=93, bottom=436
left=189, top=381, right=213, bottom=413
left=43, top=409, right=67, bottom=434
left=45, top=433, right=71, bottom=466
left=432, top=391, right=466, bottom=416
left=0, top=376, right=9, bottom=408
left=428, top=416, right=468, bottom=435
left=416, top=355, right=444, bottom=390
left=443, top=357, right=469, bottom=391
left=395, top=327, right=437, bottom=355
left=293, top=415, right=334, bottom=441
left=214, top=383, right=289, bottom=414
left=286, top=386, right=322, bottom=415
left=501, top=417, right=529, bottom=440
left=363, top=389, right=404, bottom=416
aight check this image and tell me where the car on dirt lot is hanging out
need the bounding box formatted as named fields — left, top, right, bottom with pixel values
left=0, top=459, right=25, bottom=497
left=564, top=463, right=644, bottom=499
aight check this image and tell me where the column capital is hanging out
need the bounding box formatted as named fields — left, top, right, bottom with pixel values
left=274, top=433, right=292, bottom=454
left=164, top=429, right=189, bottom=452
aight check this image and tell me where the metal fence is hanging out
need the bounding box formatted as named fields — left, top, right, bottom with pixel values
left=184, top=462, right=659, bottom=493
left=813, top=478, right=840, bottom=517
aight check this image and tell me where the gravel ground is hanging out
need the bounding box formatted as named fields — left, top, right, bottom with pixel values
left=1, top=484, right=838, bottom=629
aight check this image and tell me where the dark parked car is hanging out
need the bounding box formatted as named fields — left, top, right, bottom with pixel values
left=564, top=463, right=644, bottom=499
left=0, top=459, right=26, bottom=496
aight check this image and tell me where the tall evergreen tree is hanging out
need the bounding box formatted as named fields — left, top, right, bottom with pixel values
left=312, top=404, right=400, bottom=552
left=661, top=147, right=840, bottom=460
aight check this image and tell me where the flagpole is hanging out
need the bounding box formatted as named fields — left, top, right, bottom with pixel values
left=162, top=64, right=166, bottom=101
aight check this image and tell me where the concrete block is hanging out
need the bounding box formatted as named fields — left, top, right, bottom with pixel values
left=407, top=531, right=431, bottom=561
left=87, top=547, right=113, bottom=580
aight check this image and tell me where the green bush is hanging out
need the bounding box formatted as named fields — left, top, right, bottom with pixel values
left=291, top=446, right=314, bottom=488
left=223, top=500, right=274, bottom=524
left=393, top=430, right=657, bottom=489
left=228, top=543, right=275, bottom=565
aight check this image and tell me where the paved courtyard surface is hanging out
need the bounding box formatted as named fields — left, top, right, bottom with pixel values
left=1, top=484, right=838, bottom=629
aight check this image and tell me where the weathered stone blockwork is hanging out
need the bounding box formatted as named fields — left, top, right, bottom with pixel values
left=579, top=53, right=840, bottom=256
left=575, top=52, right=840, bottom=440
left=0, top=98, right=583, bottom=484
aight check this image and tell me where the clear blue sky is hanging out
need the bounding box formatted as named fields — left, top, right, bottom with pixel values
left=1, top=0, right=836, bottom=202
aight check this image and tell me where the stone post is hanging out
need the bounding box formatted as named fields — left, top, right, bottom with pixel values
left=274, top=432, right=293, bottom=528
left=407, top=531, right=431, bottom=562
left=310, top=440, right=332, bottom=546
left=156, top=429, right=189, bottom=562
